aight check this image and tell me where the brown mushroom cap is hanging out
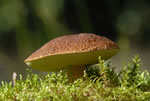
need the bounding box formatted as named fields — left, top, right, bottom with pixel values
left=24, top=33, right=120, bottom=72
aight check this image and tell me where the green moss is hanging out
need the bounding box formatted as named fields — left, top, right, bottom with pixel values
left=0, top=55, right=150, bottom=101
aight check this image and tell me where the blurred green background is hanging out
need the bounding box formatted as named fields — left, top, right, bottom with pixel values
left=0, top=0, right=150, bottom=82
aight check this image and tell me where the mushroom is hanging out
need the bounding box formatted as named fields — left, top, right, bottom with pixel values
left=24, top=33, right=120, bottom=82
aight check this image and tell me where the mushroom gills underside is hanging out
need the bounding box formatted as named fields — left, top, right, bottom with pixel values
left=25, top=49, right=119, bottom=72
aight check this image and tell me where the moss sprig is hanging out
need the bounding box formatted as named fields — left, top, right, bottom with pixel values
left=0, top=55, right=150, bottom=100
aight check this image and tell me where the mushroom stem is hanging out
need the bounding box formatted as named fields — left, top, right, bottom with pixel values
left=66, top=65, right=86, bottom=82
